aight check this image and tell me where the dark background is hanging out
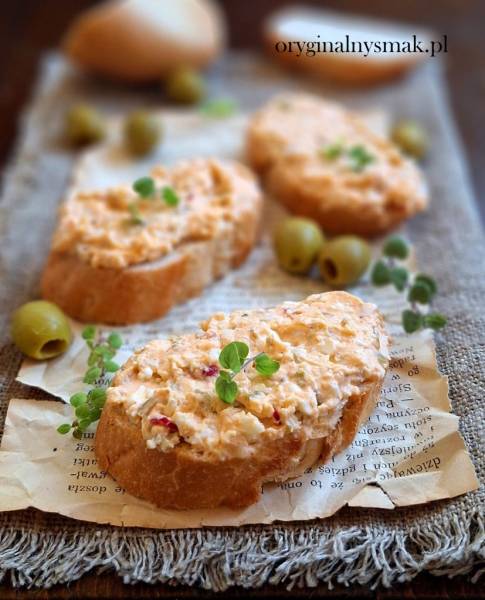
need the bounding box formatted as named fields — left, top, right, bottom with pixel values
left=1, top=0, right=484, bottom=224
left=0, top=1, right=483, bottom=599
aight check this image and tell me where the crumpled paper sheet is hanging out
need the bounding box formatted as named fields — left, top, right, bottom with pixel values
left=0, top=111, right=478, bottom=528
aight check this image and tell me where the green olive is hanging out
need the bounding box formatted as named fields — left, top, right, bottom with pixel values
left=165, top=67, right=206, bottom=105
left=11, top=301, right=72, bottom=360
left=65, top=104, right=105, bottom=146
left=124, top=110, right=161, bottom=156
left=391, top=120, right=428, bottom=159
left=273, top=217, right=325, bottom=274
left=318, top=236, right=371, bottom=286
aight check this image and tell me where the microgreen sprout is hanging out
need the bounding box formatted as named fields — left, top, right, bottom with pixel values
left=347, top=145, right=375, bottom=172
left=371, top=236, right=447, bottom=334
left=215, top=341, right=280, bottom=404
left=200, top=98, right=238, bottom=118
left=57, top=326, right=123, bottom=438
left=320, top=143, right=343, bottom=160
left=129, top=176, right=179, bottom=224
left=319, top=142, right=375, bottom=172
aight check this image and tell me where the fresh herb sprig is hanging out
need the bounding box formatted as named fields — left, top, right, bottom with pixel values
left=57, top=326, right=123, bottom=438
left=215, top=341, right=280, bottom=404
left=320, top=143, right=375, bottom=172
left=371, top=237, right=447, bottom=334
left=200, top=98, right=238, bottom=118
left=128, top=176, right=180, bottom=225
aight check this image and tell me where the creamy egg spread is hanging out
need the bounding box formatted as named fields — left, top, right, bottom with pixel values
left=52, top=158, right=261, bottom=269
left=249, top=93, right=428, bottom=211
left=108, top=293, right=389, bottom=460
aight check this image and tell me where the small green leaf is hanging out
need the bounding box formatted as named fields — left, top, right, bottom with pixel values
left=83, top=366, right=102, bottom=384
left=69, top=392, right=87, bottom=407
left=201, top=98, right=237, bottom=118
left=94, top=345, right=115, bottom=359
left=87, top=351, right=98, bottom=366
left=73, top=429, right=83, bottom=439
left=423, top=313, right=447, bottom=330
left=371, top=260, right=391, bottom=286
left=162, top=186, right=180, bottom=207
left=103, top=360, right=120, bottom=372
left=219, top=341, right=249, bottom=373
left=402, top=310, right=423, bottom=334
left=383, top=236, right=409, bottom=260
left=75, top=404, right=91, bottom=419
left=88, top=388, right=107, bottom=408
left=215, top=374, right=238, bottom=404
left=89, top=408, right=102, bottom=422
left=254, top=353, right=280, bottom=376
left=82, top=325, right=96, bottom=340
left=133, top=176, right=155, bottom=198
left=128, top=202, right=144, bottom=225
left=78, top=419, right=92, bottom=432
left=390, top=267, right=409, bottom=292
left=415, top=274, right=437, bottom=297
left=57, top=423, right=71, bottom=434
left=408, top=281, right=432, bottom=304
left=320, top=144, right=343, bottom=160
left=347, top=145, right=375, bottom=172
left=107, top=332, right=123, bottom=349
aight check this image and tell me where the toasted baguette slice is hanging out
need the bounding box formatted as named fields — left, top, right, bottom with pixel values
left=264, top=7, right=432, bottom=85
left=63, top=0, right=226, bottom=82
left=95, top=291, right=389, bottom=510
left=247, top=93, right=428, bottom=236
left=41, top=158, right=262, bottom=324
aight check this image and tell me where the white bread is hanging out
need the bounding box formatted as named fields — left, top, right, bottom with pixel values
left=264, top=7, right=431, bottom=85
left=95, top=291, right=389, bottom=509
left=41, top=158, right=262, bottom=324
left=63, top=0, right=226, bottom=82
left=246, top=93, right=428, bottom=237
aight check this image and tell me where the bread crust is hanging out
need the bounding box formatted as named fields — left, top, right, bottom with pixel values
left=41, top=212, right=260, bottom=325
left=95, top=292, right=389, bottom=510
left=63, top=0, right=225, bottom=82
left=96, top=378, right=381, bottom=510
left=41, top=158, right=262, bottom=325
left=246, top=94, right=428, bottom=237
left=264, top=155, right=425, bottom=237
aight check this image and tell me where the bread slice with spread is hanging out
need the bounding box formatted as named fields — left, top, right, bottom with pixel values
left=246, top=93, right=428, bottom=236
left=41, top=158, right=262, bottom=324
left=95, top=291, right=389, bottom=510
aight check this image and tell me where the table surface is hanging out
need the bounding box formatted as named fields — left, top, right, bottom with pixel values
left=0, top=1, right=483, bottom=598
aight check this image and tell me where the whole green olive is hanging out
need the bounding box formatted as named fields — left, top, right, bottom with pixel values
left=11, top=301, right=72, bottom=360
left=391, top=120, right=428, bottom=159
left=165, top=67, right=206, bottom=105
left=124, top=110, right=161, bottom=157
left=273, top=217, right=325, bottom=274
left=318, top=236, right=371, bottom=286
left=65, top=104, right=105, bottom=146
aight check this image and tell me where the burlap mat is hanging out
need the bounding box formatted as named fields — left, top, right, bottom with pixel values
left=0, top=53, right=483, bottom=590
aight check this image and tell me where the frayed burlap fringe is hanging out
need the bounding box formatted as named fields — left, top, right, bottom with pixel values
left=0, top=509, right=483, bottom=590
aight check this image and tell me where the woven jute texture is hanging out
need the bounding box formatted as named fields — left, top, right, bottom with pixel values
left=0, top=53, right=483, bottom=590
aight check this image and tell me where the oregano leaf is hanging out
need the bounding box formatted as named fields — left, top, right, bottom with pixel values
left=215, top=374, right=238, bottom=404
left=402, top=310, right=423, bottom=334
left=133, top=176, right=155, bottom=198
left=383, top=236, right=409, bottom=259
left=371, top=260, right=391, bottom=286
left=219, top=342, right=249, bottom=373
left=254, top=353, right=280, bottom=376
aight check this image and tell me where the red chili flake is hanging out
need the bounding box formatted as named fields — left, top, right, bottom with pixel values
left=201, top=364, right=219, bottom=377
left=273, top=409, right=281, bottom=424
left=150, top=416, right=178, bottom=433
